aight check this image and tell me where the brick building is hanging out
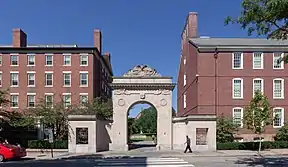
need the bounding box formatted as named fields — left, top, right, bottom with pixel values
left=0, top=28, right=112, bottom=111
left=177, top=12, right=288, bottom=141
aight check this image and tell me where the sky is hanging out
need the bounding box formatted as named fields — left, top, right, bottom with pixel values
left=0, top=0, right=251, bottom=117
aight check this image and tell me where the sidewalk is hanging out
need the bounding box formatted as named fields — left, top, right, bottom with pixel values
left=25, top=149, right=288, bottom=160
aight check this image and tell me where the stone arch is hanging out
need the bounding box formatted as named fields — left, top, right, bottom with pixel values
left=109, top=65, right=175, bottom=151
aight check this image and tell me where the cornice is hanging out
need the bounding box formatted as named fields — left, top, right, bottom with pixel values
left=110, top=83, right=176, bottom=90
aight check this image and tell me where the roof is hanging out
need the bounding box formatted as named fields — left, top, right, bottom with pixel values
left=189, top=38, right=288, bottom=52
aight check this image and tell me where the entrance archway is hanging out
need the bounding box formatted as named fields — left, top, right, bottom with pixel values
left=110, top=65, right=175, bottom=151
left=127, top=102, right=157, bottom=150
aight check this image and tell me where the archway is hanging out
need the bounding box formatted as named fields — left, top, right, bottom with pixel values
left=127, top=101, right=157, bottom=150
left=110, top=65, right=175, bottom=151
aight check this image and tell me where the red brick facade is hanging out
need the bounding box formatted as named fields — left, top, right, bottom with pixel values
left=177, top=12, right=288, bottom=141
left=0, top=28, right=112, bottom=111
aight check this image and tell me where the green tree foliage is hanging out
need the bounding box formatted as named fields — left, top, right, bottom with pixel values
left=71, top=97, right=113, bottom=120
left=11, top=98, right=74, bottom=140
left=133, top=107, right=157, bottom=134
left=244, top=91, right=272, bottom=152
left=216, top=114, right=239, bottom=143
left=275, top=123, right=288, bottom=141
left=0, top=89, right=10, bottom=123
left=225, top=0, right=288, bottom=40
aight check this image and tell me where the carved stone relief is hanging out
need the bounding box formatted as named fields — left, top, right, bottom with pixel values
left=123, top=64, right=161, bottom=77
left=118, top=99, right=126, bottom=106
left=160, top=98, right=167, bottom=106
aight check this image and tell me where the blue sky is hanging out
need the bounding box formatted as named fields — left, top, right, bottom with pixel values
left=0, top=0, right=251, bottom=117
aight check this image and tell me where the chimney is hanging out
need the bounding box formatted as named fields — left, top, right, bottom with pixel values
left=187, top=12, right=198, bottom=38
left=103, top=52, right=111, bottom=62
left=93, top=29, right=102, bottom=54
left=12, top=28, right=27, bottom=47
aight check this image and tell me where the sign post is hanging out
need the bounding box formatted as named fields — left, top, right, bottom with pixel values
left=44, top=128, right=54, bottom=158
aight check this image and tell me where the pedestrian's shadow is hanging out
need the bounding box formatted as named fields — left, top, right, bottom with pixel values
left=235, top=156, right=288, bottom=167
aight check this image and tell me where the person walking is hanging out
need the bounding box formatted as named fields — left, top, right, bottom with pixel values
left=184, top=135, right=192, bottom=153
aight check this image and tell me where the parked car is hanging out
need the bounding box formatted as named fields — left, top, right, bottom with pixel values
left=0, top=144, right=26, bottom=162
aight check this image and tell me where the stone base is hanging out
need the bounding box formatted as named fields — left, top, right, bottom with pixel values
left=156, top=144, right=173, bottom=151
left=109, top=143, right=129, bottom=151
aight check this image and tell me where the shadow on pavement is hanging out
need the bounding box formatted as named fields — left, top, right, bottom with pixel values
left=235, top=156, right=288, bottom=166
left=129, top=143, right=156, bottom=150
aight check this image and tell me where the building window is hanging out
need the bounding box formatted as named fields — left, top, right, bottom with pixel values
left=183, top=58, right=186, bottom=65
left=233, top=107, right=243, bottom=128
left=79, top=93, right=88, bottom=105
left=0, top=55, right=2, bottom=65
left=232, top=78, right=243, bottom=99
left=27, top=94, right=36, bottom=108
left=45, top=94, right=54, bottom=108
left=63, top=93, right=71, bottom=108
left=27, top=72, right=35, bottom=87
left=45, top=54, right=53, bottom=66
left=0, top=72, right=2, bottom=87
left=45, top=72, right=53, bottom=87
left=10, top=54, right=19, bottom=66
left=10, top=72, right=19, bottom=87
left=63, top=54, right=71, bottom=66
left=183, top=74, right=187, bottom=86
left=273, top=52, right=284, bottom=69
left=63, top=72, right=71, bottom=87
left=232, top=52, right=243, bottom=69
left=80, top=54, right=88, bottom=66
left=80, top=72, right=88, bottom=87
left=10, top=94, right=19, bottom=108
left=183, top=93, right=187, bottom=109
left=253, top=78, right=264, bottom=96
left=273, top=107, right=284, bottom=128
left=27, top=54, right=35, bottom=66
left=253, top=52, right=263, bottom=69
left=196, top=128, right=208, bottom=145
left=273, top=78, right=284, bottom=99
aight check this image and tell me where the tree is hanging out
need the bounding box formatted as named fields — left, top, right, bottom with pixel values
left=71, top=97, right=113, bottom=120
left=0, top=89, right=11, bottom=133
left=244, top=91, right=272, bottom=152
left=12, top=98, right=75, bottom=140
left=133, top=107, right=157, bottom=134
left=216, top=114, right=239, bottom=143
left=225, top=0, right=288, bottom=40
left=275, top=123, right=288, bottom=141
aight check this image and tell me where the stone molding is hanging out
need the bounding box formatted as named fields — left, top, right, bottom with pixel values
left=68, top=115, right=97, bottom=121
left=110, top=83, right=176, bottom=90
left=172, top=115, right=217, bottom=123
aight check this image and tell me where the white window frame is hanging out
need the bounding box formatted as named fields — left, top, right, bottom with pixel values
left=10, top=54, right=19, bottom=66
left=63, top=71, right=71, bottom=87
left=27, top=53, right=35, bottom=66
left=233, top=107, right=244, bottom=128
left=183, top=74, right=187, bottom=86
left=253, top=78, right=264, bottom=97
left=80, top=53, right=88, bottom=66
left=273, top=52, right=284, bottom=69
left=63, top=53, right=71, bottom=66
left=273, top=107, right=284, bottom=128
left=27, top=93, right=36, bottom=108
left=232, top=78, right=243, bottom=99
left=10, top=93, right=19, bottom=108
left=79, top=93, right=88, bottom=105
left=10, top=71, right=19, bottom=87
left=45, top=54, right=53, bottom=66
left=183, top=93, right=187, bottom=109
left=45, top=71, right=53, bottom=87
left=183, top=57, right=186, bottom=65
left=273, top=78, right=284, bottom=99
left=45, top=93, right=54, bottom=108
left=252, top=52, right=264, bottom=69
left=27, top=71, right=36, bottom=87
left=80, top=71, right=88, bottom=87
left=62, top=93, right=71, bottom=108
left=232, top=52, right=243, bottom=69
left=0, top=71, right=2, bottom=87
left=0, top=54, right=2, bottom=66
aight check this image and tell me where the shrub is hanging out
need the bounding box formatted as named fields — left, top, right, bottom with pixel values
left=28, top=140, right=68, bottom=149
left=217, top=141, right=288, bottom=150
